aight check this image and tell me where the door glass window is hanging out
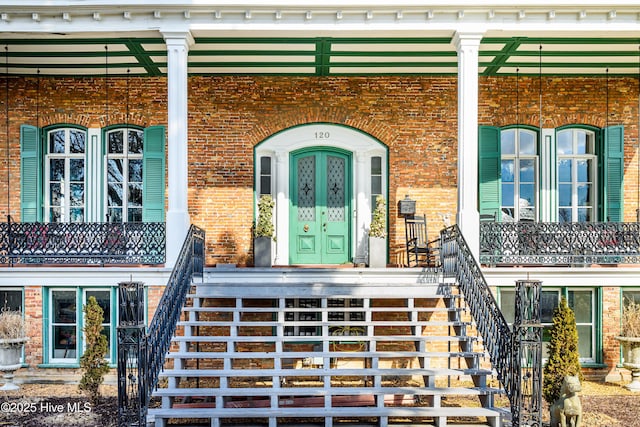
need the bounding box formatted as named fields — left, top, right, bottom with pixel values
left=326, top=155, right=345, bottom=222
left=297, top=156, right=316, bottom=222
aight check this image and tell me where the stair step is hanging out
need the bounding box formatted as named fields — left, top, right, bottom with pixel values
left=159, top=367, right=493, bottom=378
left=171, top=335, right=479, bottom=343
left=153, top=386, right=502, bottom=398
left=177, top=320, right=471, bottom=327
left=165, top=350, right=485, bottom=359
left=148, top=405, right=503, bottom=419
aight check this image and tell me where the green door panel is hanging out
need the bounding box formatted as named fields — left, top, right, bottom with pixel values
left=290, top=149, right=351, bottom=264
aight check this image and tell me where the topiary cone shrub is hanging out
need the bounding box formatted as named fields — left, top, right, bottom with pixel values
left=79, top=296, right=110, bottom=405
left=542, top=297, right=584, bottom=405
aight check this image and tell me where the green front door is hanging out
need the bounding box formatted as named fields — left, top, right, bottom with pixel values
left=290, top=148, right=351, bottom=264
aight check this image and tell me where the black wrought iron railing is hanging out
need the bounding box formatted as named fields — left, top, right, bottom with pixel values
left=441, top=225, right=543, bottom=426
left=1, top=218, right=165, bottom=265
left=117, top=224, right=204, bottom=427
left=480, top=221, right=640, bottom=266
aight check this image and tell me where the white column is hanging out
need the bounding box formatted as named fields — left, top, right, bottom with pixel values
left=163, top=31, right=193, bottom=267
left=453, top=32, right=484, bottom=259
left=274, top=151, right=289, bottom=265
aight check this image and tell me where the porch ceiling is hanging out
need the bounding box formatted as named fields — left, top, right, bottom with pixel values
left=0, top=3, right=639, bottom=77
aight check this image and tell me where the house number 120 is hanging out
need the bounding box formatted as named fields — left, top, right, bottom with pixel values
left=315, top=131, right=330, bottom=139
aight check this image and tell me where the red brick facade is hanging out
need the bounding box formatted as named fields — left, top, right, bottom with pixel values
left=2, top=74, right=639, bottom=379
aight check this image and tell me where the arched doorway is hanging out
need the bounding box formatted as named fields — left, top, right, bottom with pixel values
left=254, top=123, right=387, bottom=265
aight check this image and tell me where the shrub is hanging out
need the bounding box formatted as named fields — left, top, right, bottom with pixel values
left=542, top=297, right=583, bottom=404
left=78, top=296, right=110, bottom=404
left=255, top=195, right=275, bottom=239
left=0, top=310, right=26, bottom=340
left=621, top=297, right=640, bottom=337
left=369, top=196, right=386, bottom=238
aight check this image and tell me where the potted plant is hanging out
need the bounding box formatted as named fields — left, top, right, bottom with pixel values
left=617, top=298, right=640, bottom=391
left=368, top=195, right=387, bottom=268
left=254, top=194, right=275, bottom=267
left=0, top=309, right=28, bottom=390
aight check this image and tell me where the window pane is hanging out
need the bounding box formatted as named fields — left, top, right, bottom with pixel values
left=70, top=183, right=84, bottom=206
left=500, top=290, right=516, bottom=324
left=128, top=159, right=143, bottom=183
left=128, top=183, right=142, bottom=207
left=107, top=208, right=122, bottom=223
left=70, top=159, right=84, bottom=181
left=502, top=183, right=514, bottom=207
left=577, top=160, right=589, bottom=182
left=519, top=132, right=536, bottom=155
left=559, top=184, right=572, bottom=206
left=53, top=291, right=76, bottom=323
left=501, top=160, right=514, bottom=182
left=578, top=208, right=591, bottom=222
left=623, top=291, right=640, bottom=306
left=541, top=291, right=560, bottom=324
left=86, top=290, right=111, bottom=323
left=53, top=325, right=76, bottom=358
left=108, top=159, right=123, bottom=183
left=260, top=176, right=271, bottom=195
left=577, top=325, right=593, bottom=358
left=371, top=157, right=382, bottom=175
left=372, top=176, right=382, bottom=195
left=576, top=131, right=587, bottom=155
left=69, top=130, right=85, bottom=153
left=108, top=131, right=124, bottom=154
left=70, top=208, right=84, bottom=223
left=519, top=159, right=535, bottom=182
left=108, top=183, right=123, bottom=207
left=49, top=208, right=62, bottom=223
left=501, top=129, right=516, bottom=155
left=49, top=130, right=65, bottom=154
left=559, top=208, right=571, bottom=223
left=128, top=130, right=143, bottom=154
left=578, top=184, right=591, bottom=205
left=558, top=159, right=571, bottom=182
left=569, top=291, right=592, bottom=323
left=50, top=183, right=62, bottom=206
left=260, top=156, right=271, bottom=175
left=0, top=290, right=22, bottom=312
left=50, top=159, right=64, bottom=181
left=557, top=131, right=572, bottom=155
left=520, top=184, right=535, bottom=207
left=128, top=208, right=142, bottom=222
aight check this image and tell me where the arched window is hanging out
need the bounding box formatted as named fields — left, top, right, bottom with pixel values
left=557, top=128, right=597, bottom=222
left=45, top=127, right=87, bottom=223
left=500, top=128, right=538, bottom=222
left=106, top=128, right=144, bottom=222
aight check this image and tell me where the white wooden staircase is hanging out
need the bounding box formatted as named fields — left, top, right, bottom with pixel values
left=148, top=269, right=509, bottom=427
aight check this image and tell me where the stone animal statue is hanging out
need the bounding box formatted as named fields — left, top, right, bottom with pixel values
left=550, top=375, right=582, bottom=427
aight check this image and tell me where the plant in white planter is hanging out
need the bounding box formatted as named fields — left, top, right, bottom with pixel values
left=617, top=298, right=640, bottom=391
left=254, top=194, right=275, bottom=267
left=368, top=195, right=387, bottom=268
left=0, top=310, right=28, bottom=390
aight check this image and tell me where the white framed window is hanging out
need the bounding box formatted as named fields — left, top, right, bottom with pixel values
left=48, top=288, right=116, bottom=365
left=557, top=128, right=597, bottom=222
left=45, top=128, right=86, bottom=223
left=106, top=128, right=144, bottom=223
left=500, top=128, right=538, bottom=222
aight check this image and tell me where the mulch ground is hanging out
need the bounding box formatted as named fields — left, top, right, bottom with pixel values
left=0, top=381, right=637, bottom=426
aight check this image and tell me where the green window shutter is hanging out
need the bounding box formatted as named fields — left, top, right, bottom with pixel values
left=142, top=126, right=166, bottom=222
left=478, top=126, right=501, bottom=220
left=20, top=124, right=41, bottom=222
left=602, top=125, right=624, bottom=222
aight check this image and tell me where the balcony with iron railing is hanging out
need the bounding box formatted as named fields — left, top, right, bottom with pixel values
left=0, top=217, right=165, bottom=266
left=480, top=221, right=640, bottom=266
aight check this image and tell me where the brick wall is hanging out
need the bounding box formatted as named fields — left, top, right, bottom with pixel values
left=2, top=74, right=639, bottom=379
